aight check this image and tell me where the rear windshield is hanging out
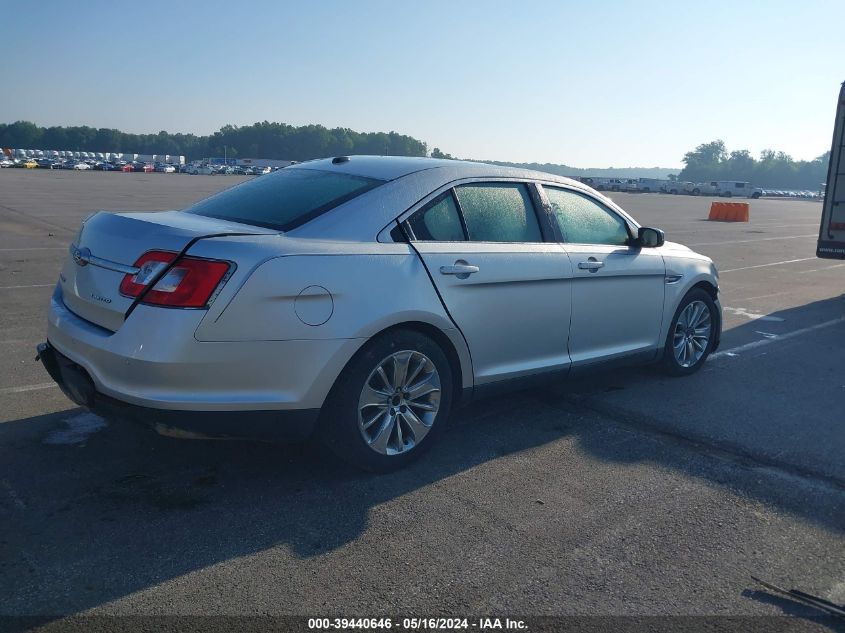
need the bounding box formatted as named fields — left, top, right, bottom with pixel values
left=186, top=168, right=384, bottom=231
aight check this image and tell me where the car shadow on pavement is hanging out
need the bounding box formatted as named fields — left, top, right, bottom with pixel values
left=1, top=297, right=844, bottom=618
left=543, top=293, right=845, bottom=488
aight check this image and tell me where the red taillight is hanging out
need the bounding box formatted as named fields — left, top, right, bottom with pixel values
left=119, top=250, right=231, bottom=308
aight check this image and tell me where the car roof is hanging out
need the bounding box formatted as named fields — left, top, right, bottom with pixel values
left=288, top=155, right=580, bottom=186
left=289, top=156, right=619, bottom=241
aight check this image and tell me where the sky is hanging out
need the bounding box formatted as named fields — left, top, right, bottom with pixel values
left=1, top=0, right=842, bottom=168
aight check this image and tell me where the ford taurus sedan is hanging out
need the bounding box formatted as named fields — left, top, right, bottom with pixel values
left=38, top=156, right=721, bottom=471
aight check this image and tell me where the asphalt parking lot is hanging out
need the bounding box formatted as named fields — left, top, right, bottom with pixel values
left=1, top=170, right=843, bottom=623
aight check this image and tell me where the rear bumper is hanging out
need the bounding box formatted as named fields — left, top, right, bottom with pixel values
left=46, top=285, right=363, bottom=412
left=37, top=341, right=319, bottom=440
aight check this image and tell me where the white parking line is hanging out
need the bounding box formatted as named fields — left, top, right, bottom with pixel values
left=709, top=317, right=845, bottom=361
left=0, top=284, right=54, bottom=290
left=739, top=291, right=790, bottom=302
left=664, top=224, right=818, bottom=231
left=0, top=382, right=57, bottom=395
left=719, top=258, right=816, bottom=273
left=723, top=307, right=785, bottom=322
left=797, top=263, right=845, bottom=274
left=0, top=247, right=66, bottom=252
left=689, top=234, right=816, bottom=247
left=43, top=412, right=107, bottom=445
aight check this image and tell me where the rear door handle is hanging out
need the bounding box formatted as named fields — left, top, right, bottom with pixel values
left=440, top=260, right=479, bottom=278
left=577, top=260, right=605, bottom=271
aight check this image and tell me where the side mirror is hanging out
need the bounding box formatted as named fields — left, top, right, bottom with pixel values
left=637, top=227, right=665, bottom=248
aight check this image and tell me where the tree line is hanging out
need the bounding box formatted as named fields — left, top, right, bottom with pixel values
left=482, top=160, right=676, bottom=180
left=0, top=121, right=830, bottom=189
left=0, top=121, right=427, bottom=161
left=677, top=140, right=829, bottom=190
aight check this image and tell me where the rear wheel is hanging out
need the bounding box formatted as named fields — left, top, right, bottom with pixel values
left=319, top=330, right=453, bottom=472
left=661, top=289, right=717, bottom=376
left=691, top=188, right=700, bottom=195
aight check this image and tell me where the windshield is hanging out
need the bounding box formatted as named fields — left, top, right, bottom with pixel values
left=186, top=168, right=384, bottom=231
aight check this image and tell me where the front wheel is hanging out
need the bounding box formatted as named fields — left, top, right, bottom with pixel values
left=319, top=330, right=453, bottom=472
left=661, top=289, right=718, bottom=376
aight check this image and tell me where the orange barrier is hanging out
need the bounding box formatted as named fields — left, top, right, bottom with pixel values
left=708, top=201, right=750, bottom=222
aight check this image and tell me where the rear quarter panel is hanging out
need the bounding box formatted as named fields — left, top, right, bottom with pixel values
left=190, top=238, right=473, bottom=389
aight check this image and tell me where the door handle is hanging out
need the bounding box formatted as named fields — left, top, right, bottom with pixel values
left=577, top=260, right=605, bottom=271
left=440, top=260, right=479, bottom=278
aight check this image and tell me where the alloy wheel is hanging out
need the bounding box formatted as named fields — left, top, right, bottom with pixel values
left=357, top=350, right=441, bottom=455
left=672, top=300, right=712, bottom=368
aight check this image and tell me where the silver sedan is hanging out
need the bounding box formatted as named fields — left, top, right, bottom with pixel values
left=38, top=156, right=721, bottom=471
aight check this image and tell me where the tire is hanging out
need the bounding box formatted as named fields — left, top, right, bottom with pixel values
left=723, top=191, right=732, bottom=198
left=319, top=329, right=453, bottom=472
left=691, top=188, right=700, bottom=196
left=661, top=289, right=718, bottom=376
left=751, top=192, right=761, bottom=199
left=670, top=189, right=678, bottom=195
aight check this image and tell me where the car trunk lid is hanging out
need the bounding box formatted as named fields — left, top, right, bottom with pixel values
left=59, top=210, right=277, bottom=331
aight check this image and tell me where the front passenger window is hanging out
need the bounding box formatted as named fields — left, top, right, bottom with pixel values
left=545, top=187, right=630, bottom=246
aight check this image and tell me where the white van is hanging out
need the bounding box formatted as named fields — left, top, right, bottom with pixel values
left=687, top=181, right=759, bottom=198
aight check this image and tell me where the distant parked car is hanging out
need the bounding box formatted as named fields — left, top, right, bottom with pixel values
left=0, top=158, right=13, bottom=168
left=189, top=164, right=215, bottom=175
left=73, top=162, right=92, bottom=170
left=23, top=159, right=38, bottom=169
left=155, top=164, right=176, bottom=173
left=121, top=163, right=134, bottom=172
left=96, top=162, right=117, bottom=171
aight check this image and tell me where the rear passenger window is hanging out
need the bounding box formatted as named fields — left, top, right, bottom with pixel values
left=407, top=192, right=466, bottom=241
left=545, top=187, right=630, bottom=246
left=455, top=183, right=542, bottom=242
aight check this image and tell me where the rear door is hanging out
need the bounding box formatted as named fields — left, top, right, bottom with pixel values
left=818, top=82, right=845, bottom=259
left=407, top=182, right=574, bottom=384
left=541, top=185, right=665, bottom=366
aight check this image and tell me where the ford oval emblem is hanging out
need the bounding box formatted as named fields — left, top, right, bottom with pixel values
left=73, top=246, right=91, bottom=267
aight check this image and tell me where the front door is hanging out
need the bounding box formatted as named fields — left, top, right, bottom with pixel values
left=542, top=185, right=665, bottom=365
left=406, top=182, right=574, bottom=384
